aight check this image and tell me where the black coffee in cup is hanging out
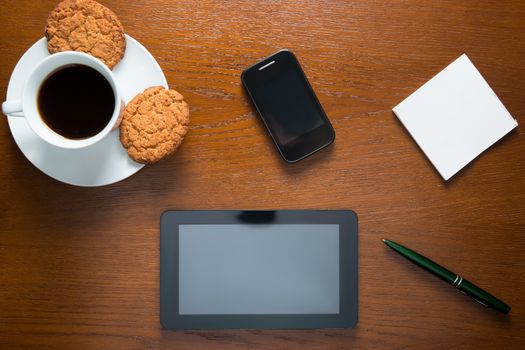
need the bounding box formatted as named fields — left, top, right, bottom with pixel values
left=37, top=64, right=115, bottom=139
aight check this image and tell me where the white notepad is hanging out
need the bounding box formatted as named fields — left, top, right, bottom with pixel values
left=393, top=54, right=518, bottom=180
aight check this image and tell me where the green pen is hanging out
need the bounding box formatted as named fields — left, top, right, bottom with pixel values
left=383, top=239, right=511, bottom=314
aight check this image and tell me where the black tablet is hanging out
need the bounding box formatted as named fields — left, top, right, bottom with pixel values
left=160, top=210, right=358, bottom=329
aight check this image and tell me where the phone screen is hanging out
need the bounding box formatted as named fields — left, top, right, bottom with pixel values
left=242, top=50, right=334, bottom=162
left=251, top=68, right=324, bottom=145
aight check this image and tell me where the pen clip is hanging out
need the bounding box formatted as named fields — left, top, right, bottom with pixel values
left=459, top=289, right=488, bottom=307
left=470, top=297, right=488, bottom=308
left=454, top=275, right=489, bottom=308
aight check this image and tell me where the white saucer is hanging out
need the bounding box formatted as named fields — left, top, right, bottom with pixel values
left=5, top=35, right=168, bottom=186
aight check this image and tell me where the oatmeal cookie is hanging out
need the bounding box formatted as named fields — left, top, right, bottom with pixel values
left=119, top=87, right=190, bottom=164
left=45, top=0, right=126, bottom=69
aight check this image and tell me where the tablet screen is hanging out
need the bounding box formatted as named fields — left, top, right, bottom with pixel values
left=179, top=224, right=339, bottom=315
left=160, top=210, right=358, bottom=329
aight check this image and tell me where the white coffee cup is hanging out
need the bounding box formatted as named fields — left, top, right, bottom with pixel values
left=2, top=51, right=122, bottom=149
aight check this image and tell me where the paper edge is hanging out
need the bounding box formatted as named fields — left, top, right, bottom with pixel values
left=462, top=54, right=519, bottom=127
left=392, top=107, right=453, bottom=180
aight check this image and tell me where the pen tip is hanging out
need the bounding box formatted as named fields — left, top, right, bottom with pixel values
left=382, top=239, right=387, bottom=243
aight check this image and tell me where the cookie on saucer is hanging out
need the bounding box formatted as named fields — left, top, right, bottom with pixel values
left=45, top=0, right=126, bottom=69
left=119, top=87, right=190, bottom=164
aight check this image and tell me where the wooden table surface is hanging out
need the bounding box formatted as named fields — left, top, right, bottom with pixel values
left=1, top=0, right=524, bottom=349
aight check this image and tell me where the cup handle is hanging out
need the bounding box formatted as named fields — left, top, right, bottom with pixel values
left=2, top=100, right=24, bottom=117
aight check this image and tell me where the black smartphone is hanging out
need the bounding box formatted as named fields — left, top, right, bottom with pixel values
left=242, top=49, right=335, bottom=163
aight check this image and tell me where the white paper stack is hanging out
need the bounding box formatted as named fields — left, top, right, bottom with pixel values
left=393, top=54, right=518, bottom=180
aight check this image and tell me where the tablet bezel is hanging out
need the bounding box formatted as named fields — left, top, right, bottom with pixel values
left=160, top=210, right=358, bottom=329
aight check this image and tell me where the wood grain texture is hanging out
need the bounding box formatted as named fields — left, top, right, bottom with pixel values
left=1, top=0, right=524, bottom=349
